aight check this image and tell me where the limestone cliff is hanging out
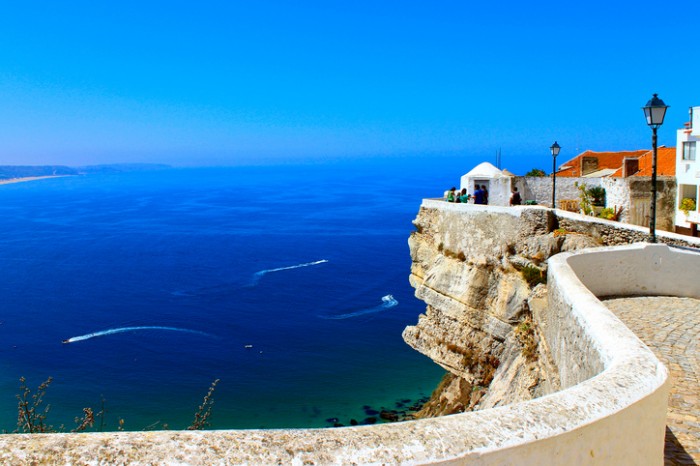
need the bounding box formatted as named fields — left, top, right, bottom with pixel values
left=403, top=204, right=602, bottom=416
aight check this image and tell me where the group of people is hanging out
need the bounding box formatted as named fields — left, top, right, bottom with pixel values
left=444, top=185, right=522, bottom=206
left=445, top=185, right=489, bottom=205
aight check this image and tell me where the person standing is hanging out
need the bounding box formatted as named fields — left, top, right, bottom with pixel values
left=481, top=185, right=489, bottom=205
left=510, top=187, right=522, bottom=206
left=473, top=185, right=484, bottom=205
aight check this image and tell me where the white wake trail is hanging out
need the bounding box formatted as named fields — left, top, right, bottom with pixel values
left=63, top=326, right=212, bottom=344
left=249, top=259, right=328, bottom=286
left=321, top=294, right=398, bottom=320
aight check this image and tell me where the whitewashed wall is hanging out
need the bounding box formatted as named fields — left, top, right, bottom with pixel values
left=675, top=120, right=700, bottom=228
left=512, top=176, right=602, bottom=206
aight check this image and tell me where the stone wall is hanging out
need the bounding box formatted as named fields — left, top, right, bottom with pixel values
left=601, top=176, right=676, bottom=230
left=512, top=176, right=677, bottom=232
left=513, top=176, right=601, bottom=205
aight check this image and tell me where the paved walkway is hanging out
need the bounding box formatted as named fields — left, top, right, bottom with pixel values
left=604, top=297, right=700, bottom=466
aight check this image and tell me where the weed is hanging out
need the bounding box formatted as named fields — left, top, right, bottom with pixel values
left=72, top=408, right=95, bottom=433
left=188, top=379, right=220, bottom=430
left=443, top=248, right=467, bottom=262
left=521, top=265, right=546, bottom=287
left=598, top=205, right=624, bottom=221
left=16, top=377, right=54, bottom=433
left=444, top=341, right=499, bottom=387
left=514, top=315, right=538, bottom=362
left=13, top=376, right=221, bottom=433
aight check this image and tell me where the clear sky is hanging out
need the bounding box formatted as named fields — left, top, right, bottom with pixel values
left=0, top=1, right=698, bottom=173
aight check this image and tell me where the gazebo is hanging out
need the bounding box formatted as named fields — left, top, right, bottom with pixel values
left=460, top=162, right=514, bottom=206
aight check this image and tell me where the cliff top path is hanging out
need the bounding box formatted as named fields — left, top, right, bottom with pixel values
left=604, top=297, right=700, bottom=466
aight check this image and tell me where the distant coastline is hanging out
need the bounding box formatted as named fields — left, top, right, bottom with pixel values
left=0, top=175, right=73, bottom=185
left=0, top=163, right=171, bottom=184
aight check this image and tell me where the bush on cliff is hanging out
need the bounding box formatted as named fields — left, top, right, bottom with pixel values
left=521, top=265, right=546, bottom=287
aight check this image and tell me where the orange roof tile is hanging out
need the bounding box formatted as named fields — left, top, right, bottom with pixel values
left=553, top=148, right=681, bottom=178
left=555, top=166, right=576, bottom=177
left=634, top=147, right=676, bottom=176
left=556, top=150, right=649, bottom=177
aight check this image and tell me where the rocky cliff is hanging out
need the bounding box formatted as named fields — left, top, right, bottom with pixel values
left=403, top=203, right=605, bottom=416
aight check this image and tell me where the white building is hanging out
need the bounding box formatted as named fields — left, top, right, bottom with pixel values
left=675, top=105, right=700, bottom=235
left=460, top=162, right=513, bottom=206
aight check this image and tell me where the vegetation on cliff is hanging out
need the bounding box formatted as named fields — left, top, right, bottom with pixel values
left=12, top=377, right=218, bottom=433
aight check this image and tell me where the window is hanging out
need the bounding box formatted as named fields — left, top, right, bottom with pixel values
left=679, top=184, right=697, bottom=212
left=683, top=141, right=696, bottom=161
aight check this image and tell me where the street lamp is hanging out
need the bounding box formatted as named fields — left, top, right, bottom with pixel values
left=550, top=141, right=561, bottom=209
left=642, top=94, right=669, bottom=243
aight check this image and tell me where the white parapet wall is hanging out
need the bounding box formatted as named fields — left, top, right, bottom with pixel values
left=0, top=206, right=684, bottom=465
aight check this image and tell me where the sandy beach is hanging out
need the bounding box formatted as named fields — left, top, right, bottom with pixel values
left=0, top=175, right=73, bottom=185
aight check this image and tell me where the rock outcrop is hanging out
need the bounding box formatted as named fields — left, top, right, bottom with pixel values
left=404, top=205, right=606, bottom=416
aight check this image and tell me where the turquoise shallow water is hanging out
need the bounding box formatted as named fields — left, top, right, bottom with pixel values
left=0, top=161, right=456, bottom=431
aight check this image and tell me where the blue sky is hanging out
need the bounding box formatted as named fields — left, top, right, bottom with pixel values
left=0, top=1, right=698, bottom=173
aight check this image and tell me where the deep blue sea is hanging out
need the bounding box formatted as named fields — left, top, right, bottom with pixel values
left=0, top=159, right=466, bottom=432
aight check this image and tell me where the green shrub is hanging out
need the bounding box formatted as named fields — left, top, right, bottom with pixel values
left=597, top=205, right=624, bottom=221
left=587, top=186, right=606, bottom=207
left=521, top=265, right=546, bottom=287
left=514, top=316, right=538, bottom=362
left=680, top=197, right=696, bottom=216
left=575, top=182, right=592, bottom=215
left=525, top=168, right=546, bottom=177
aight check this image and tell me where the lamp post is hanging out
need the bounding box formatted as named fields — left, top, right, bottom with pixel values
left=642, top=94, right=669, bottom=243
left=550, top=141, right=561, bottom=209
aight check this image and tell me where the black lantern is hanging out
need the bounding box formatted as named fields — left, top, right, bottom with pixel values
left=643, top=94, right=668, bottom=128
left=641, top=94, right=668, bottom=243
left=550, top=141, right=561, bottom=209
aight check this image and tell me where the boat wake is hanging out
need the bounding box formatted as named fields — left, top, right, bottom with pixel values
left=320, top=294, right=398, bottom=320
left=170, top=259, right=329, bottom=296
left=62, top=326, right=213, bottom=344
left=248, top=259, right=329, bottom=286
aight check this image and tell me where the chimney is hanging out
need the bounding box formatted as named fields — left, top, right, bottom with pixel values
left=690, top=107, right=694, bottom=130
left=622, top=158, right=639, bottom=178
left=581, top=156, right=599, bottom=176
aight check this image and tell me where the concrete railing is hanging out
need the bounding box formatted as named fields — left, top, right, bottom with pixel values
left=0, top=207, right=685, bottom=465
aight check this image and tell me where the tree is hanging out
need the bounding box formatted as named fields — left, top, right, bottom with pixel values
left=525, top=168, right=547, bottom=177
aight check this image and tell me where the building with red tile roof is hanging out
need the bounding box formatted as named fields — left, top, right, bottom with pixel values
left=556, top=148, right=675, bottom=178
left=613, top=147, right=676, bottom=177
left=674, top=104, right=700, bottom=235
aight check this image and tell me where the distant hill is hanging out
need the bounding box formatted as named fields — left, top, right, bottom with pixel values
left=0, top=163, right=171, bottom=179
left=0, top=165, right=78, bottom=180
left=77, top=163, right=171, bottom=174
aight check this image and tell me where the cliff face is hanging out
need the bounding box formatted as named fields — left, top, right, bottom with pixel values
left=403, top=204, right=602, bottom=416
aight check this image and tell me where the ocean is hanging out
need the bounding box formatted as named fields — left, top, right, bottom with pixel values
left=0, top=158, right=469, bottom=432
